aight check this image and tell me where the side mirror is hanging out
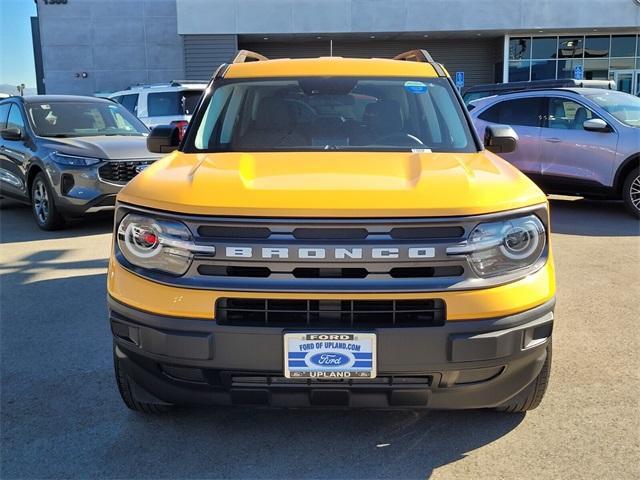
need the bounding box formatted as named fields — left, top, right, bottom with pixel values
left=147, top=125, right=180, bottom=153
left=583, top=118, right=611, bottom=133
left=1, top=127, right=23, bottom=141
left=484, top=124, right=518, bottom=154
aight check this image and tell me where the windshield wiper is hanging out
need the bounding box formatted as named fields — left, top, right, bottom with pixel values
left=103, top=133, right=144, bottom=136
left=43, top=134, right=74, bottom=138
left=325, top=145, right=417, bottom=152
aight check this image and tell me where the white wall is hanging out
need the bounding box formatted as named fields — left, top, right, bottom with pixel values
left=177, top=0, right=640, bottom=35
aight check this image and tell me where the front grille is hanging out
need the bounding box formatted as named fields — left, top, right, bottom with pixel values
left=216, top=298, right=446, bottom=328
left=98, top=160, right=156, bottom=184
left=196, top=225, right=465, bottom=241
left=116, top=205, right=548, bottom=293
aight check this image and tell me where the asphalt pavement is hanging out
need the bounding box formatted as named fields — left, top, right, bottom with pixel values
left=1, top=197, right=638, bottom=479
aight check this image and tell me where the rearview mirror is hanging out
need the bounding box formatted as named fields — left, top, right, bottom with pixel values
left=484, top=124, right=518, bottom=154
left=1, top=127, right=23, bottom=141
left=147, top=125, right=180, bottom=153
left=583, top=118, right=611, bottom=133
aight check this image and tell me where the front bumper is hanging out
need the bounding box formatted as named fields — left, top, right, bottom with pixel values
left=45, top=162, right=121, bottom=216
left=110, top=296, right=554, bottom=409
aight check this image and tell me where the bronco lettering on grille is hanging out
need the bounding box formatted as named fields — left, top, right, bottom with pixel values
left=222, top=246, right=436, bottom=261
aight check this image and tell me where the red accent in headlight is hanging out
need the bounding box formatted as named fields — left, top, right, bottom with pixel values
left=138, top=231, right=158, bottom=247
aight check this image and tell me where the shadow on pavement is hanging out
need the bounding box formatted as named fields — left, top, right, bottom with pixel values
left=1, top=269, right=525, bottom=480
left=0, top=198, right=113, bottom=244
left=549, top=197, right=639, bottom=237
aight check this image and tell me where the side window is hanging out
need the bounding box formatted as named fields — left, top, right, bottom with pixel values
left=147, top=92, right=179, bottom=117
left=7, top=104, right=25, bottom=130
left=111, top=96, right=123, bottom=104
left=546, top=97, right=595, bottom=130
left=0, top=103, right=10, bottom=129
left=120, top=94, right=139, bottom=114
left=477, top=103, right=500, bottom=123
left=479, top=98, right=542, bottom=127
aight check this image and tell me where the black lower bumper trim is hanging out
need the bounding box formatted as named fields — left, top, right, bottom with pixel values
left=110, top=296, right=555, bottom=409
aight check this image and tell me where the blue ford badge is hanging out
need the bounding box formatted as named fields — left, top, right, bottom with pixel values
left=309, top=352, right=350, bottom=367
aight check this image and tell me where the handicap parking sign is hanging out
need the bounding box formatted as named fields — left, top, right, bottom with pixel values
left=573, top=65, right=584, bottom=80
left=455, top=71, right=465, bottom=88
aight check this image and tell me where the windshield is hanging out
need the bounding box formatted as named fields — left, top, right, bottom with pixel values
left=147, top=90, right=203, bottom=116
left=585, top=91, right=640, bottom=127
left=463, top=91, right=492, bottom=105
left=190, top=77, right=476, bottom=152
left=27, top=101, right=148, bottom=137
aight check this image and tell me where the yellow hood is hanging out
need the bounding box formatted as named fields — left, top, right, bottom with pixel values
left=117, top=150, right=546, bottom=217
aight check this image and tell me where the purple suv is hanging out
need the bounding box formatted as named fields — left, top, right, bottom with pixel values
left=470, top=88, right=640, bottom=217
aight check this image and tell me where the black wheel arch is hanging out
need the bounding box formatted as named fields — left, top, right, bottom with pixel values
left=614, top=154, right=640, bottom=194
left=26, top=160, right=47, bottom=200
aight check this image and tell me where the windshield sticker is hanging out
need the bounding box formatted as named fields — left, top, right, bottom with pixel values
left=404, top=81, right=428, bottom=94
left=411, top=148, right=432, bottom=153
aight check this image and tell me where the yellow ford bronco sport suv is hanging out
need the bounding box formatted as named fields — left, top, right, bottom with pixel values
left=108, top=50, right=555, bottom=413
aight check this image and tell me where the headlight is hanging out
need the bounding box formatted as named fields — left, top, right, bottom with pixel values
left=51, top=152, right=101, bottom=166
left=117, top=214, right=215, bottom=276
left=447, top=214, right=546, bottom=278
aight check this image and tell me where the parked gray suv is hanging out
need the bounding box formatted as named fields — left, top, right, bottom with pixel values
left=0, top=95, right=161, bottom=229
left=470, top=88, right=640, bottom=217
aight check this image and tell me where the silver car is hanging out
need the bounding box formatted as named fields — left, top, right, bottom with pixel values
left=470, top=88, right=640, bottom=217
left=0, top=95, right=161, bottom=230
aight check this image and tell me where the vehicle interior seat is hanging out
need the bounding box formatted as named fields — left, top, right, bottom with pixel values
left=573, top=107, right=588, bottom=129
left=237, top=96, right=306, bottom=148
left=357, top=99, right=404, bottom=144
left=550, top=103, right=569, bottom=129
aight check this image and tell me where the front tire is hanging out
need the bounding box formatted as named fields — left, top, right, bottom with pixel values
left=31, top=172, right=65, bottom=230
left=497, top=340, right=552, bottom=413
left=114, top=347, right=173, bottom=413
left=622, top=167, right=640, bottom=218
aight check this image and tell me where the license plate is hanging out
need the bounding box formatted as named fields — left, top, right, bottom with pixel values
left=284, top=332, right=376, bottom=379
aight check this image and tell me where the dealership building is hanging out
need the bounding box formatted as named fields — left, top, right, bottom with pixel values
left=32, top=0, right=640, bottom=95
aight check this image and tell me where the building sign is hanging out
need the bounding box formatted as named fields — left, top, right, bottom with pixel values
left=455, top=71, right=464, bottom=89
left=573, top=65, right=584, bottom=80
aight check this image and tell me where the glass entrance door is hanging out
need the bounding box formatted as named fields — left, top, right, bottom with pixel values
left=610, top=70, right=638, bottom=94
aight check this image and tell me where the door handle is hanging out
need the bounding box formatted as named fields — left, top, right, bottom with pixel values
left=545, top=138, right=562, bottom=143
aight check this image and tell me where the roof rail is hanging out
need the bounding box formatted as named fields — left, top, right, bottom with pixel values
left=232, top=49, right=268, bottom=64
left=169, top=79, right=209, bottom=86
left=393, top=49, right=446, bottom=77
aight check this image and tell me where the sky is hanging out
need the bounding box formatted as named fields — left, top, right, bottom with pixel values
left=0, top=0, right=37, bottom=88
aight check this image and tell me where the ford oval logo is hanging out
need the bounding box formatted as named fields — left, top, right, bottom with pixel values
left=309, top=352, right=350, bottom=367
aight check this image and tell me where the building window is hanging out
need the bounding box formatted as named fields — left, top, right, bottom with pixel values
left=532, top=37, right=558, bottom=59
left=509, top=38, right=531, bottom=60
left=583, top=59, right=609, bottom=80
left=558, top=36, right=584, bottom=58
left=611, top=35, right=637, bottom=57
left=506, top=34, right=640, bottom=86
left=609, top=57, right=635, bottom=70
left=557, top=59, right=583, bottom=79
left=508, top=60, right=531, bottom=81
left=584, top=36, right=610, bottom=58
left=531, top=60, right=556, bottom=80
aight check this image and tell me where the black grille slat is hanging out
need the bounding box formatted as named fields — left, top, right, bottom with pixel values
left=216, top=298, right=446, bottom=328
left=98, top=160, right=155, bottom=184
left=198, top=226, right=271, bottom=239
left=390, top=226, right=464, bottom=239
left=293, top=228, right=368, bottom=240
left=197, top=265, right=463, bottom=279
